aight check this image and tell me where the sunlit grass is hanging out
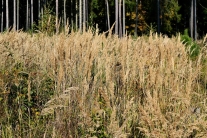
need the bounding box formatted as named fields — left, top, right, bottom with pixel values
left=0, top=30, right=207, bottom=137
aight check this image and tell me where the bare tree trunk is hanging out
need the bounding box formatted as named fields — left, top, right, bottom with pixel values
left=56, top=0, right=58, bottom=34
left=115, top=0, right=118, bottom=35
left=119, top=0, right=122, bottom=37
left=76, top=0, right=78, bottom=30
left=135, top=0, right=138, bottom=36
left=70, top=0, right=73, bottom=29
left=105, top=0, right=110, bottom=30
left=17, top=0, right=19, bottom=30
left=31, top=0, right=33, bottom=30
left=86, top=0, right=88, bottom=29
left=14, top=0, right=16, bottom=30
left=41, top=0, right=44, bottom=29
left=64, top=0, right=66, bottom=32
left=123, top=0, right=125, bottom=36
left=26, top=0, right=29, bottom=30
left=38, top=0, right=41, bottom=20
left=41, top=0, right=44, bottom=16
left=6, top=0, right=9, bottom=30
left=1, top=0, right=4, bottom=32
left=191, top=0, right=197, bottom=40
left=79, top=0, right=82, bottom=32
left=193, top=0, right=197, bottom=40
left=157, top=0, right=160, bottom=34
left=83, top=0, right=85, bottom=31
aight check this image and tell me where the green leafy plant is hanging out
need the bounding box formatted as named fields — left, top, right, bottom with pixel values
left=0, top=60, right=55, bottom=137
left=34, top=5, right=56, bottom=35
left=181, top=29, right=200, bottom=59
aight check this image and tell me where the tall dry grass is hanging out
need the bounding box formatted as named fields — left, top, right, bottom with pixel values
left=0, top=30, right=207, bottom=137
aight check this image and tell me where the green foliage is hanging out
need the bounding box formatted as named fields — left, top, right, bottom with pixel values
left=160, top=0, right=181, bottom=35
left=34, top=5, right=56, bottom=35
left=180, top=29, right=200, bottom=59
left=125, top=0, right=136, bottom=11
left=0, top=61, right=55, bottom=137
left=89, top=113, right=110, bottom=138
left=88, top=92, right=112, bottom=138
left=145, top=23, right=157, bottom=35
left=89, top=0, right=106, bottom=29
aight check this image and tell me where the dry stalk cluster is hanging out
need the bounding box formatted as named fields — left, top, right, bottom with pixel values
left=0, top=31, right=207, bottom=137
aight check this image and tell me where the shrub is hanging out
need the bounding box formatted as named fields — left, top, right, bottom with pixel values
left=180, top=29, right=200, bottom=59
left=34, top=5, right=56, bottom=35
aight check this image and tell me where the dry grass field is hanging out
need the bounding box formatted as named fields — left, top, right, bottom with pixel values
left=0, top=30, right=207, bottom=137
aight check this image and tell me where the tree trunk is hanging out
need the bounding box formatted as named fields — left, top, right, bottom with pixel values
left=31, top=0, right=33, bottom=30
left=26, top=0, right=29, bottom=30
left=193, top=0, right=197, bottom=40
left=83, top=0, right=86, bottom=31
left=79, top=0, right=82, bottom=32
left=41, top=0, right=44, bottom=17
left=135, top=0, right=138, bottom=36
left=123, top=0, right=125, bottom=36
left=17, top=0, right=19, bottom=30
left=38, top=0, right=41, bottom=20
left=86, top=0, right=88, bottom=29
left=14, top=0, right=16, bottom=30
left=41, top=0, right=44, bottom=29
left=70, top=0, right=73, bottom=29
left=64, top=0, right=66, bottom=32
left=1, top=0, right=4, bottom=32
left=56, top=0, right=58, bottom=34
left=119, top=0, right=122, bottom=37
left=76, top=0, right=78, bottom=30
left=115, top=0, right=118, bottom=35
left=157, top=0, right=160, bottom=34
left=6, top=0, right=9, bottom=30
left=105, top=0, right=110, bottom=30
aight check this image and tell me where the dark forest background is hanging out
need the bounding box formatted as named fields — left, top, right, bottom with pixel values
left=0, top=0, right=207, bottom=37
